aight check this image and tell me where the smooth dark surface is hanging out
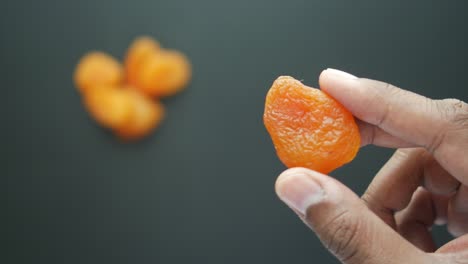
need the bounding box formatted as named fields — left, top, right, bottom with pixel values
left=3, top=1, right=467, bottom=263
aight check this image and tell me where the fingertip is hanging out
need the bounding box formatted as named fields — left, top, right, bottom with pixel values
left=276, top=167, right=327, bottom=191
left=275, top=168, right=326, bottom=216
left=318, top=68, right=363, bottom=109
left=319, top=68, right=358, bottom=90
left=320, top=68, right=358, bottom=81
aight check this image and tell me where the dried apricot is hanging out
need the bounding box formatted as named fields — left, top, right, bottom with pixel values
left=125, top=37, right=161, bottom=87
left=74, top=52, right=123, bottom=93
left=263, top=76, right=360, bottom=174
left=75, top=37, right=189, bottom=142
left=83, top=86, right=133, bottom=129
left=115, top=89, right=165, bottom=140
left=133, top=50, right=191, bottom=97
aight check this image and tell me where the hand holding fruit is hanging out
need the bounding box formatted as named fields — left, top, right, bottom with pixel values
left=268, top=69, right=468, bottom=264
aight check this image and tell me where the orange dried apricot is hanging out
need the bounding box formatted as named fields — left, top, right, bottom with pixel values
left=74, top=37, right=190, bottom=142
left=133, top=50, right=191, bottom=98
left=83, top=86, right=133, bottom=130
left=125, top=37, right=161, bottom=87
left=74, top=52, right=123, bottom=93
left=263, top=76, right=360, bottom=174
left=115, top=89, right=165, bottom=140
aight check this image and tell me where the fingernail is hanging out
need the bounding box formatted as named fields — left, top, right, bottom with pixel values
left=325, top=68, right=358, bottom=80
left=434, top=217, right=447, bottom=226
left=276, top=170, right=324, bottom=215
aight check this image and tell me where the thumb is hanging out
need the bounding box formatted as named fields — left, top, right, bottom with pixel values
left=275, top=168, right=430, bottom=264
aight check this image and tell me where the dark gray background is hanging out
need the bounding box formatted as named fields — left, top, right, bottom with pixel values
left=3, top=0, right=467, bottom=263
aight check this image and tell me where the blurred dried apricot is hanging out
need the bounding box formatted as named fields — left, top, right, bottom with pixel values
left=133, top=50, right=191, bottom=98
left=83, top=86, right=133, bottom=130
left=74, top=52, right=123, bottom=93
left=75, top=37, right=190, bottom=142
left=115, top=89, right=165, bottom=140
left=263, top=76, right=360, bottom=174
left=125, top=37, right=161, bottom=87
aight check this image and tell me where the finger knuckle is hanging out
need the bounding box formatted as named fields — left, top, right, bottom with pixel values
left=361, top=190, right=396, bottom=227
left=361, top=191, right=374, bottom=208
left=422, top=157, right=459, bottom=195
left=361, top=187, right=386, bottom=212
left=428, top=99, right=468, bottom=153
left=322, top=210, right=362, bottom=262
left=382, top=82, right=401, bottom=95
left=376, top=82, right=402, bottom=126
left=438, top=99, right=468, bottom=128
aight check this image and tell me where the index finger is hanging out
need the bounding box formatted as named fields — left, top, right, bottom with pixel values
left=319, top=69, right=468, bottom=184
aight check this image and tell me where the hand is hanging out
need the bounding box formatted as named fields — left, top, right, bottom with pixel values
left=275, top=69, right=468, bottom=264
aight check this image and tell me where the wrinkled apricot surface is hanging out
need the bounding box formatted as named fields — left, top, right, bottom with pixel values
left=116, top=89, right=165, bottom=140
left=74, top=52, right=123, bottom=93
left=133, top=50, right=191, bottom=97
left=125, top=37, right=161, bottom=87
left=263, top=76, right=360, bottom=174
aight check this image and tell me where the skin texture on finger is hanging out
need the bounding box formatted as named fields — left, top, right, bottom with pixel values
left=319, top=69, right=468, bottom=185
left=276, top=168, right=431, bottom=264
left=357, top=119, right=414, bottom=148
left=447, top=185, right=468, bottom=237
left=394, top=188, right=436, bottom=252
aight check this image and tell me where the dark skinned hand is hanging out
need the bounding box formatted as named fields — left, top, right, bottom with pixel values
left=276, top=69, right=468, bottom=264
